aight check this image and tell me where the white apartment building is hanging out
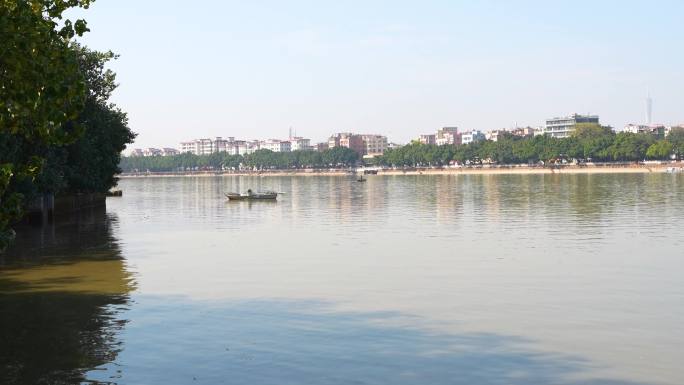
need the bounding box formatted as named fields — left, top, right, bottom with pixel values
left=544, top=114, right=599, bottom=138
left=290, top=137, right=312, bottom=151
left=161, top=148, right=179, bottom=156
left=142, top=148, right=162, bottom=156
left=435, top=127, right=460, bottom=146
left=213, top=137, right=230, bottom=153
left=361, top=134, right=388, bottom=156
left=180, top=138, right=215, bottom=155
left=624, top=124, right=666, bottom=137
left=261, top=140, right=291, bottom=152
left=461, top=130, right=486, bottom=145
left=485, top=130, right=506, bottom=142
left=236, top=141, right=258, bottom=155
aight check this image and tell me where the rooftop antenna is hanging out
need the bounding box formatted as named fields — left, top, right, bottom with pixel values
left=289, top=126, right=292, bottom=140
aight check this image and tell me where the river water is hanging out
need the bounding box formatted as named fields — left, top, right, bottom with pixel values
left=1, top=174, right=682, bottom=385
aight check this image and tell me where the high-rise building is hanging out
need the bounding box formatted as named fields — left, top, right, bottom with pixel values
left=260, top=139, right=292, bottom=152
left=180, top=139, right=209, bottom=155
left=161, top=148, right=179, bottom=156
left=544, top=114, right=600, bottom=138
left=290, top=137, right=313, bottom=151
left=435, top=127, right=460, bottom=145
left=329, top=133, right=365, bottom=155
left=461, top=130, right=485, bottom=145
left=360, top=134, right=388, bottom=156
left=419, top=134, right=436, bottom=145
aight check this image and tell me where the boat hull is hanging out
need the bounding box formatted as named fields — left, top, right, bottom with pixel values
left=225, top=193, right=278, bottom=201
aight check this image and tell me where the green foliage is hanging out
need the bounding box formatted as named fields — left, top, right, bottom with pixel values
left=0, top=0, right=92, bottom=142
left=0, top=3, right=137, bottom=251
left=667, top=127, right=684, bottom=159
left=120, top=147, right=360, bottom=173
left=381, top=143, right=455, bottom=167
left=378, top=127, right=677, bottom=168
left=608, top=132, right=655, bottom=161
left=646, top=140, right=674, bottom=160
left=49, top=45, right=135, bottom=193
left=570, top=123, right=615, bottom=160
left=1, top=0, right=94, bottom=249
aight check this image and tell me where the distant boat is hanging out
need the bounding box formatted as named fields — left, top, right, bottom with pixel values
left=225, top=190, right=278, bottom=201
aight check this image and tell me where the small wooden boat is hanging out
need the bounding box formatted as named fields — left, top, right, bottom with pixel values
left=225, top=190, right=278, bottom=201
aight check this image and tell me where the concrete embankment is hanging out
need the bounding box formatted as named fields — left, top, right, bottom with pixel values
left=24, top=193, right=107, bottom=225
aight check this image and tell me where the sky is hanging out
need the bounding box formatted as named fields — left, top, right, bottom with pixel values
left=67, top=0, right=684, bottom=149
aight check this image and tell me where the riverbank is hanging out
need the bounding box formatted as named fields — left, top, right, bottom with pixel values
left=118, top=162, right=683, bottom=178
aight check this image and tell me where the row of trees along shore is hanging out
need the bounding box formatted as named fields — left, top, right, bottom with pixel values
left=1, top=1, right=135, bottom=251
left=382, top=124, right=684, bottom=167
left=121, top=124, right=684, bottom=173
left=120, top=146, right=360, bottom=172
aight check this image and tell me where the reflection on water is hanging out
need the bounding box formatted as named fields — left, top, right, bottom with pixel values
left=1, top=174, right=682, bottom=384
left=0, top=207, right=134, bottom=385
left=86, top=297, right=649, bottom=385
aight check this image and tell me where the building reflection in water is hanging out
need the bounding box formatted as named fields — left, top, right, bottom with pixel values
left=0, top=207, right=134, bottom=385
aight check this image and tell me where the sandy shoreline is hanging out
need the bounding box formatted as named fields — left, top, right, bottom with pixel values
left=118, top=163, right=682, bottom=178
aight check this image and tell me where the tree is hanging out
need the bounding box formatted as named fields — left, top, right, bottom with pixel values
left=1, top=0, right=93, bottom=250
left=646, top=140, right=673, bottom=160
left=667, top=127, right=684, bottom=160
left=571, top=123, right=615, bottom=161
left=609, top=132, right=654, bottom=161
left=60, top=46, right=135, bottom=193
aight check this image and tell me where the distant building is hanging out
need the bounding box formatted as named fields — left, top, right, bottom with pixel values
left=624, top=124, right=666, bottom=138
left=142, top=148, right=162, bottom=157
left=485, top=130, right=506, bottom=142
left=328, top=135, right=341, bottom=149
left=360, top=134, right=388, bottom=156
left=340, top=133, right=365, bottom=155
left=315, top=142, right=329, bottom=152
left=236, top=141, right=258, bottom=155
left=544, top=114, right=600, bottom=138
left=419, top=134, right=436, bottom=145
left=213, top=137, right=230, bottom=153
left=290, top=137, right=313, bottom=151
left=511, top=127, right=535, bottom=138
left=328, top=133, right=365, bottom=155
left=461, top=130, right=486, bottom=145
left=435, top=127, right=460, bottom=146
left=180, top=138, right=216, bottom=155
left=161, top=148, right=179, bottom=156
left=129, top=148, right=144, bottom=157
left=260, top=139, right=291, bottom=152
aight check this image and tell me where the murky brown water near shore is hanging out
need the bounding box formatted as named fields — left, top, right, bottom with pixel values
left=1, top=174, right=683, bottom=384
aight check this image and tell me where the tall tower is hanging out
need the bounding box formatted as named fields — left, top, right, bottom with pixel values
left=646, top=93, right=653, bottom=125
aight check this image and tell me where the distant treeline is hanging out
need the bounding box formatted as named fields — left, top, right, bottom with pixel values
left=121, top=124, right=684, bottom=173
left=120, top=146, right=359, bottom=172
left=381, top=124, right=684, bottom=167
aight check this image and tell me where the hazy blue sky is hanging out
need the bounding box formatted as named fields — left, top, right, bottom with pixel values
left=69, top=0, right=683, bottom=148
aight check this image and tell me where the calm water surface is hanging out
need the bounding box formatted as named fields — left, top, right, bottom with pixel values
left=1, top=174, right=683, bottom=384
